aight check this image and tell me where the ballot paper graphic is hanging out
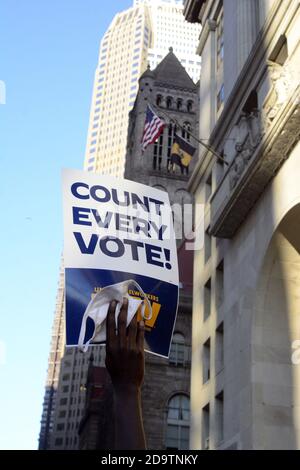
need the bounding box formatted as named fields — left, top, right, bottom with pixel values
left=62, top=169, right=179, bottom=358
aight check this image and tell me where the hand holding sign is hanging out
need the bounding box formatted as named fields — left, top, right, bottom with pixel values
left=63, top=169, right=179, bottom=358
left=105, top=298, right=145, bottom=389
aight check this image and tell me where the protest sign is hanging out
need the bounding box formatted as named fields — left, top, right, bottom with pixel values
left=62, top=169, right=179, bottom=358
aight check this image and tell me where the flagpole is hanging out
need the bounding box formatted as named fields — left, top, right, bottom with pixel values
left=152, top=104, right=229, bottom=167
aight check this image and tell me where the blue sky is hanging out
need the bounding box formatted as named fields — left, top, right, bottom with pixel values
left=0, top=0, right=131, bottom=450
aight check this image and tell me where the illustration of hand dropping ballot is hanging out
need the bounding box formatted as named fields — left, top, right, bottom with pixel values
left=78, top=280, right=152, bottom=352
left=62, top=169, right=179, bottom=358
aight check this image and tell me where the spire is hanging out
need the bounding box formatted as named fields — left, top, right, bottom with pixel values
left=151, top=48, right=197, bottom=89
left=139, top=63, right=155, bottom=80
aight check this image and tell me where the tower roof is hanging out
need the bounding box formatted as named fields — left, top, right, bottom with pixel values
left=140, top=63, right=155, bottom=80
left=152, top=47, right=197, bottom=90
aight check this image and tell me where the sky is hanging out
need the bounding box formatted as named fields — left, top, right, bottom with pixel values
left=0, top=0, right=132, bottom=450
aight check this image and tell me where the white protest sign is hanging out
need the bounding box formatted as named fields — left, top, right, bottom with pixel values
left=62, top=168, right=179, bottom=358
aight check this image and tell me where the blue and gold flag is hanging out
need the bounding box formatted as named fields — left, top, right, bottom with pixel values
left=171, top=134, right=196, bottom=168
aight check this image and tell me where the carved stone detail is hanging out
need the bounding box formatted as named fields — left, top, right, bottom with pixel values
left=229, top=110, right=262, bottom=190
left=262, top=60, right=298, bottom=131
left=211, top=90, right=300, bottom=238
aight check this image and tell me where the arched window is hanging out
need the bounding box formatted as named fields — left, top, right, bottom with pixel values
left=182, top=122, right=191, bottom=142
left=177, top=99, right=183, bottom=111
left=169, top=333, right=185, bottom=365
left=165, top=395, right=190, bottom=450
left=187, top=100, right=193, bottom=113
left=166, top=96, right=173, bottom=109
left=156, top=94, right=162, bottom=106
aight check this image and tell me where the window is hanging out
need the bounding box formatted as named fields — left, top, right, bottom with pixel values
left=204, top=228, right=211, bottom=263
left=59, top=410, right=66, bottom=418
left=216, top=8, right=224, bottom=70
left=216, top=322, right=224, bottom=374
left=216, top=260, right=224, bottom=307
left=202, top=404, right=210, bottom=450
left=56, top=423, right=65, bottom=431
left=166, top=97, right=173, bottom=109
left=167, top=121, right=176, bottom=168
left=176, top=99, right=183, bottom=111
left=187, top=100, right=193, bottom=113
left=169, top=333, right=186, bottom=366
left=165, top=395, right=190, bottom=450
left=217, top=84, right=225, bottom=111
left=203, top=338, right=211, bottom=383
left=215, top=391, right=224, bottom=445
left=204, top=278, right=211, bottom=320
left=60, top=398, right=67, bottom=405
left=156, top=94, right=162, bottom=106
left=153, top=122, right=164, bottom=170
left=55, top=438, right=63, bottom=446
left=182, top=122, right=191, bottom=142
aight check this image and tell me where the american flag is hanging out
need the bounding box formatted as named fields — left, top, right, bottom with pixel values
left=141, top=105, right=165, bottom=152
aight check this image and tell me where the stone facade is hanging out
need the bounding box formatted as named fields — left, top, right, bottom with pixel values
left=184, top=0, right=300, bottom=450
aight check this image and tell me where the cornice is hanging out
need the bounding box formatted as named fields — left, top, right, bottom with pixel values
left=154, top=81, right=198, bottom=94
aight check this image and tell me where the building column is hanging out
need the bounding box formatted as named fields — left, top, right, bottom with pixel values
left=208, top=19, right=217, bottom=132
left=237, top=0, right=259, bottom=72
